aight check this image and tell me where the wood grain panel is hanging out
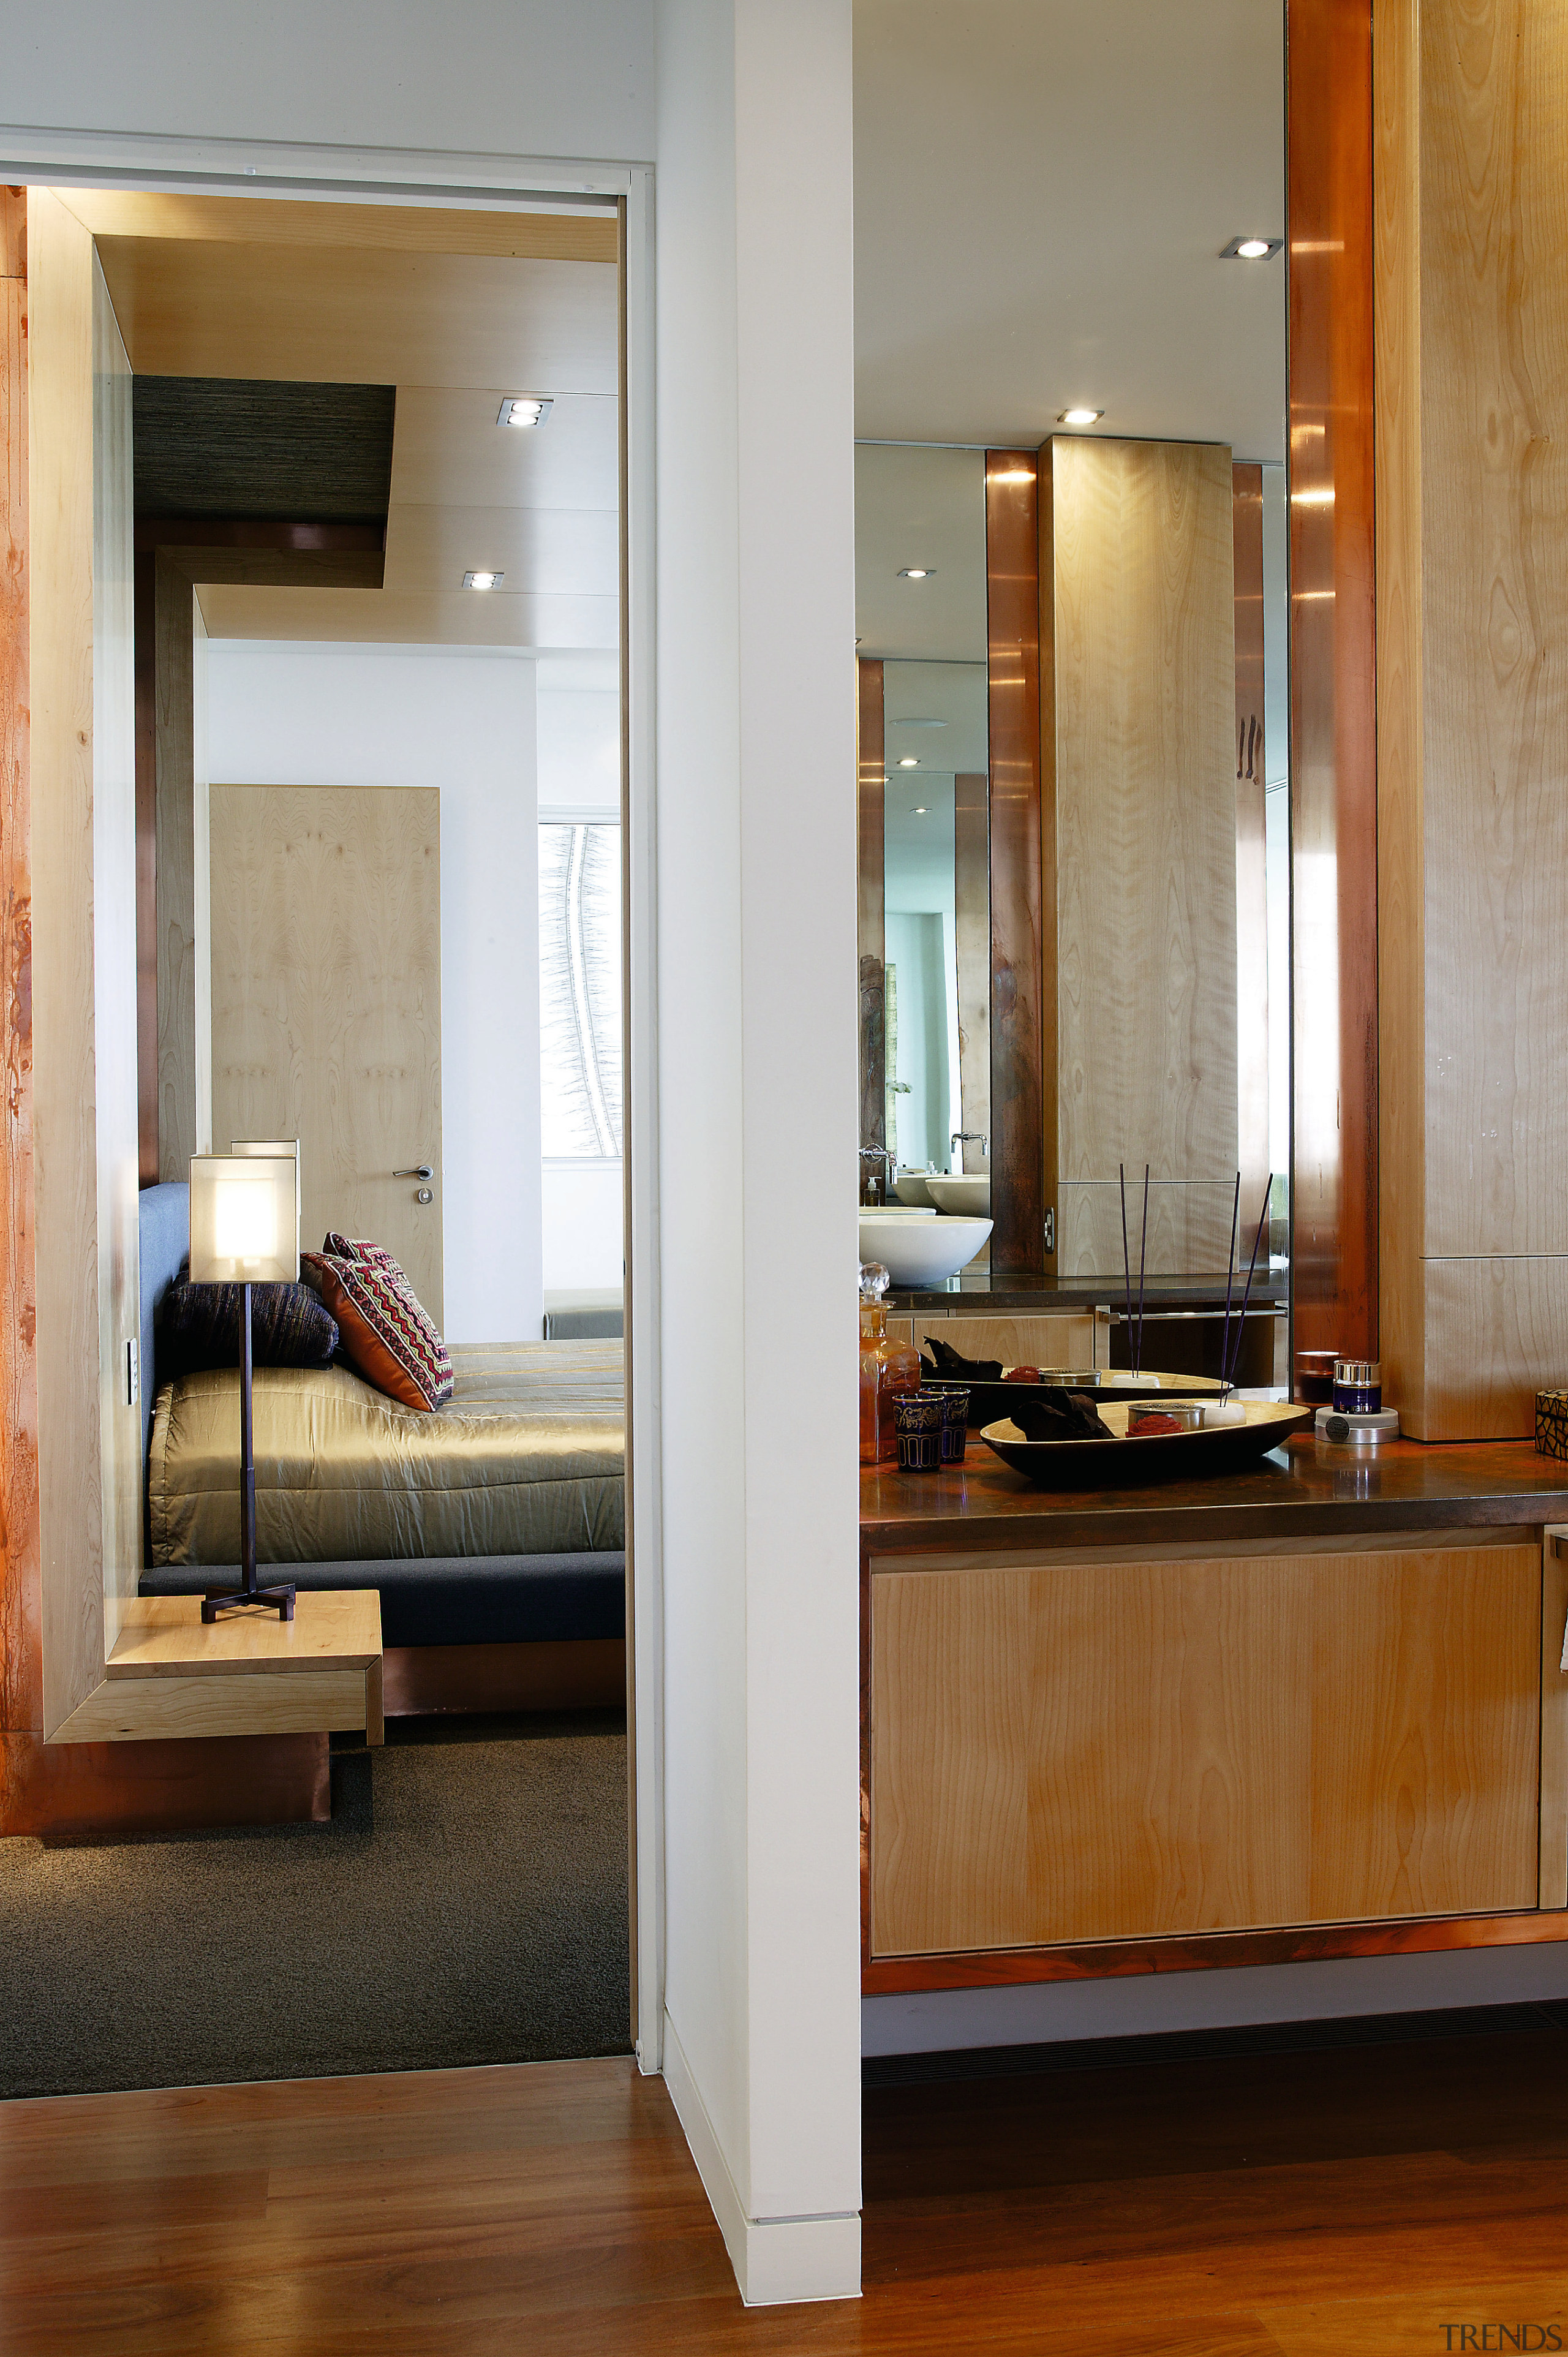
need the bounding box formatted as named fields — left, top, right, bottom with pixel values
left=56, top=189, right=619, bottom=264
left=1415, top=1259, right=1568, bottom=1441
left=154, top=554, right=211, bottom=1178
left=858, top=657, right=886, bottom=1178
left=1232, top=464, right=1270, bottom=1213
left=90, top=254, right=143, bottom=1659
left=29, top=192, right=113, bottom=1733
left=1542, top=1533, right=1568, bottom=1911
left=1037, top=442, right=1060, bottom=1274
left=953, top=771, right=990, bottom=1175
left=985, top=452, right=1044, bottom=1272
left=870, top=1544, right=1540, bottom=1957
left=1050, top=436, right=1238, bottom=1278
left=54, top=1670, right=370, bottom=1744
left=209, top=784, right=443, bottom=1316
left=92, top=237, right=617, bottom=396
left=1376, top=0, right=1568, bottom=1439
left=104, top=1590, right=381, bottom=1675
left=1290, top=0, right=1378, bottom=1369
left=911, top=1314, right=1097, bottom=1370
left=0, top=190, right=39, bottom=1749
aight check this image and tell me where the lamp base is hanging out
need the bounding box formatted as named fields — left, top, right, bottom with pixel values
left=202, top=1584, right=296, bottom=1623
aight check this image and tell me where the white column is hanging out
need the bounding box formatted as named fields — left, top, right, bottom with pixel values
left=654, top=0, right=862, bottom=2306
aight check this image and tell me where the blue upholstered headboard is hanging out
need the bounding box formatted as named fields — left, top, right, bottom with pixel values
left=138, top=1181, right=189, bottom=1461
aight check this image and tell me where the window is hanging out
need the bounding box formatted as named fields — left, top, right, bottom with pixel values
left=538, top=821, right=622, bottom=1158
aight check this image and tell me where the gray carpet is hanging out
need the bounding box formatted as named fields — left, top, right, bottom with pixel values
left=0, top=1712, right=631, bottom=2099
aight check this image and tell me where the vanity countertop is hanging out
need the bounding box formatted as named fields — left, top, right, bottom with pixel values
left=862, top=1433, right=1568, bottom=1556
left=884, top=1268, right=1289, bottom=1312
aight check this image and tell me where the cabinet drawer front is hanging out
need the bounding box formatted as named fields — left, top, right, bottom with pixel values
left=869, top=1545, right=1542, bottom=1958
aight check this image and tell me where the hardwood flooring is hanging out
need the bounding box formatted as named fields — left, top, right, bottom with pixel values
left=2, top=2019, right=1567, bottom=2352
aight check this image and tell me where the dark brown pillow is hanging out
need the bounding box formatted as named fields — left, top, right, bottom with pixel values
left=157, top=1263, right=339, bottom=1377
left=301, top=1251, right=453, bottom=1411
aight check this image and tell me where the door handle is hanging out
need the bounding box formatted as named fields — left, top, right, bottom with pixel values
left=394, top=1166, right=433, bottom=1180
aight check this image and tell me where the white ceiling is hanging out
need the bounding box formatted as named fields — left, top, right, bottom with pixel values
left=855, top=444, right=987, bottom=662
left=853, top=0, right=1287, bottom=461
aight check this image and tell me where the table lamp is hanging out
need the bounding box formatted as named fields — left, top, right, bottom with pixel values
left=188, top=1150, right=300, bottom=1622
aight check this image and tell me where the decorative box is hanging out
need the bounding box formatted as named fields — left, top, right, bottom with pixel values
left=1536, top=1390, right=1568, bottom=1460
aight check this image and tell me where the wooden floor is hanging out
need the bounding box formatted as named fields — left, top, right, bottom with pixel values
left=3, top=2023, right=1567, bottom=2352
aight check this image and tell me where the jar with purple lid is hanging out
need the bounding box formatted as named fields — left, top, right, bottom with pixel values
left=1332, top=1359, right=1381, bottom=1414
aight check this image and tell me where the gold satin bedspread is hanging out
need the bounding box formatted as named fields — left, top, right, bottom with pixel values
left=148, top=1338, right=625, bottom=1567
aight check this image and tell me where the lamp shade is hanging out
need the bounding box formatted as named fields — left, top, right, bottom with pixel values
left=231, top=1137, right=301, bottom=1228
left=189, top=1154, right=301, bottom=1284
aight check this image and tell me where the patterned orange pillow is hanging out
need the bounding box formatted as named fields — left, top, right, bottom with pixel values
left=302, top=1251, right=453, bottom=1411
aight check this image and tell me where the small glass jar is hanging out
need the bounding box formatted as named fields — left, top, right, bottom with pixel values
left=1332, top=1358, right=1381, bottom=1414
left=860, top=1264, right=921, bottom=1465
left=894, top=1390, right=944, bottom=1471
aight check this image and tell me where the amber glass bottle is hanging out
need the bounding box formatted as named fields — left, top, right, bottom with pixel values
left=859, top=1262, right=920, bottom=1465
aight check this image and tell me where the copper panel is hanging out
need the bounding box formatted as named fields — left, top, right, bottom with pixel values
left=985, top=451, right=1044, bottom=1273
left=953, top=773, right=990, bottom=1173
left=383, top=1639, right=627, bottom=1718
left=134, top=549, right=159, bottom=1185
left=1233, top=464, right=1270, bottom=1209
left=857, top=655, right=886, bottom=1185
left=1289, top=0, right=1378, bottom=1370
left=0, top=1731, right=329, bottom=1842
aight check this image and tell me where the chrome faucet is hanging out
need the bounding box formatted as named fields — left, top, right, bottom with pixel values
left=859, top=1144, right=896, bottom=1204
left=951, top=1130, right=989, bottom=1167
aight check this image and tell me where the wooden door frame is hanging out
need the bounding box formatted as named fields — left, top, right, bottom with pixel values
left=0, top=146, right=664, bottom=2072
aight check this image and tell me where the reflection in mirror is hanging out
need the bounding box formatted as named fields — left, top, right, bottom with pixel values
left=854, top=4, right=1290, bottom=1366
left=855, top=446, right=989, bottom=1212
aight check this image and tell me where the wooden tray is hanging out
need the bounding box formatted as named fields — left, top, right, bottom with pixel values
left=924, top=1369, right=1227, bottom=1429
left=979, top=1397, right=1314, bottom=1487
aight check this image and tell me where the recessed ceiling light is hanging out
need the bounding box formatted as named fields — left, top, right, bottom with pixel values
left=898, top=567, right=933, bottom=580
left=464, top=570, right=504, bottom=590
left=1058, top=408, right=1103, bottom=428
left=1222, top=236, right=1283, bottom=261
left=898, top=756, right=920, bottom=768
left=497, top=396, right=553, bottom=427
left=911, top=805, right=927, bottom=815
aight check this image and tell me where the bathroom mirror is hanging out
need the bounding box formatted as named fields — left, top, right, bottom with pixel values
left=854, top=3, right=1289, bottom=1316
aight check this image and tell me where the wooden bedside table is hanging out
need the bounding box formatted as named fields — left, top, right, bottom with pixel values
left=51, top=1591, right=383, bottom=1746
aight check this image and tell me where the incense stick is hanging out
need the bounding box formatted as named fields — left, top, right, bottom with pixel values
left=1219, top=1171, right=1241, bottom=1399
left=1120, top=1163, right=1133, bottom=1375
left=1224, top=1181, right=1273, bottom=1390
left=1136, top=1164, right=1150, bottom=1376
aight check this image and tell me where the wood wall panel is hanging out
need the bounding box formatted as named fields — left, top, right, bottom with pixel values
left=1232, top=464, right=1270, bottom=1215
left=57, top=190, right=618, bottom=266
left=1542, top=1535, right=1568, bottom=1912
left=1050, top=436, right=1238, bottom=1278
left=1376, top=0, right=1568, bottom=1437
left=1290, top=0, right=1379, bottom=1371
left=154, top=556, right=211, bottom=1178
left=209, top=784, right=444, bottom=1318
left=857, top=657, right=886, bottom=1178
left=89, top=253, right=143, bottom=1659
left=869, top=1544, right=1541, bottom=1958
left=29, top=191, right=113, bottom=1734
left=985, top=452, right=1044, bottom=1272
left=953, top=771, right=990, bottom=1175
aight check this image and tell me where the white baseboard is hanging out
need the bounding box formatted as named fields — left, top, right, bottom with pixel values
left=661, top=2010, right=862, bottom=2307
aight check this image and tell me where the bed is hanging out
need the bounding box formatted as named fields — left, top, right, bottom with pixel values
left=135, top=1184, right=628, bottom=1715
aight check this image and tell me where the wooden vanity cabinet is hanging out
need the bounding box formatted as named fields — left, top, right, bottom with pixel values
left=868, top=1533, right=1566, bottom=1963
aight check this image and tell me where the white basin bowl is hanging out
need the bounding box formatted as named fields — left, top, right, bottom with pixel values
left=858, top=1212, right=994, bottom=1286
left=893, top=1170, right=937, bottom=1207
left=926, top=1174, right=991, bottom=1216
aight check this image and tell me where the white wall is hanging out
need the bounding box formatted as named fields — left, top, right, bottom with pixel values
left=206, top=642, right=542, bottom=1346
left=0, top=1, right=655, bottom=165
left=542, top=1161, right=624, bottom=1291
left=654, top=0, right=862, bottom=2304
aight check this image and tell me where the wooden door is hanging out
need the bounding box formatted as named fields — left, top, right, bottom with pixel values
left=209, top=785, right=443, bottom=1319
left=870, top=1540, right=1544, bottom=1956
